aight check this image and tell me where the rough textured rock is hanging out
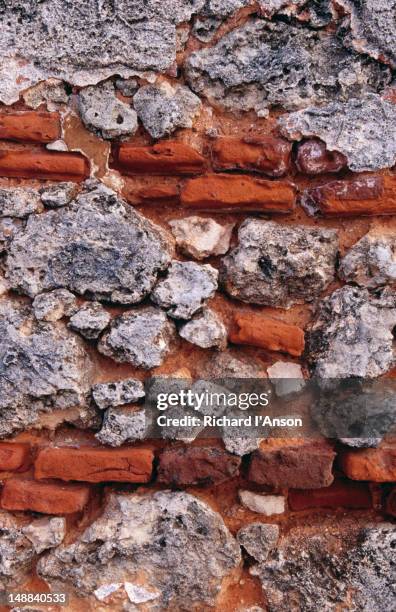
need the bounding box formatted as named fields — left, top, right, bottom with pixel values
left=267, top=361, right=305, bottom=396
left=193, top=0, right=251, bottom=42
left=0, top=218, right=22, bottom=254
left=23, top=517, right=66, bottom=554
left=237, top=523, right=279, bottom=563
left=151, top=261, right=218, bottom=320
left=185, top=19, right=390, bottom=115
left=296, top=139, right=347, bottom=175
left=92, top=379, right=145, bottom=410
left=133, top=83, right=201, bottom=139
left=169, top=216, right=234, bottom=260
left=339, top=0, right=396, bottom=68
left=39, top=182, right=79, bottom=208
left=6, top=182, right=172, bottom=304
left=280, top=94, right=396, bottom=171
left=22, top=78, right=69, bottom=110
left=0, top=187, right=42, bottom=218
left=179, top=308, right=227, bottom=349
left=201, top=350, right=266, bottom=378
left=251, top=521, right=396, bottom=612
left=239, top=491, right=285, bottom=515
left=32, top=289, right=77, bottom=322
left=222, top=219, right=338, bottom=308
left=98, top=307, right=175, bottom=369
left=0, top=298, right=93, bottom=439
left=96, top=407, right=147, bottom=447
left=0, top=511, right=35, bottom=586
left=78, top=81, right=138, bottom=140
left=340, top=437, right=382, bottom=449
left=306, top=286, right=396, bottom=378
left=38, top=491, right=241, bottom=608
left=339, top=231, right=396, bottom=288
left=158, top=446, right=241, bottom=486
left=68, top=302, right=111, bottom=340
left=115, top=77, right=139, bottom=97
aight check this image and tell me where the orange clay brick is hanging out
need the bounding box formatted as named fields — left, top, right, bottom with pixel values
left=1, top=478, right=90, bottom=514
left=0, top=442, right=31, bottom=472
left=288, top=480, right=372, bottom=510
left=0, top=150, right=89, bottom=181
left=0, top=111, right=61, bottom=143
left=339, top=443, right=396, bottom=482
left=212, top=136, right=291, bottom=177
left=117, top=141, right=206, bottom=175
left=229, top=312, right=305, bottom=357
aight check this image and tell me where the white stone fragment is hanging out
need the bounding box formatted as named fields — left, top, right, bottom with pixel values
left=239, top=490, right=285, bottom=515
left=124, top=583, right=159, bottom=604
left=267, top=361, right=305, bottom=397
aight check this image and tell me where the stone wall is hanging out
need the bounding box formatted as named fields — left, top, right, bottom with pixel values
left=0, top=2, right=395, bottom=611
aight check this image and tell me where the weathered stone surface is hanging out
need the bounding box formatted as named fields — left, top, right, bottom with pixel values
left=39, top=182, right=79, bottom=208
left=78, top=81, right=138, bottom=140
left=158, top=446, right=241, bottom=485
left=296, top=139, right=347, bottom=175
left=134, top=83, right=201, bottom=139
left=0, top=218, right=22, bottom=253
left=32, top=289, right=77, bottom=322
left=339, top=0, right=396, bottom=68
left=96, top=407, right=147, bottom=447
left=68, top=302, right=111, bottom=340
left=280, top=94, right=396, bottom=171
left=193, top=0, right=251, bottom=41
left=185, top=19, right=390, bottom=115
left=92, top=379, right=145, bottom=410
left=169, top=216, right=233, bottom=260
left=0, top=511, right=35, bottom=586
left=201, top=350, right=266, bottom=378
left=260, top=0, right=333, bottom=28
left=0, top=298, right=93, bottom=439
left=306, top=286, right=396, bottom=378
left=6, top=182, right=172, bottom=303
left=222, top=220, right=338, bottom=308
left=222, top=436, right=260, bottom=457
left=0, top=187, right=42, bottom=218
left=237, top=523, right=279, bottom=563
left=22, top=78, right=69, bottom=110
left=239, top=491, right=285, bottom=515
left=98, top=307, right=175, bottom=369
left=115, top=77, right=139, bottom=97
left=339, top=231, right=396, bottom=288
left=179, top=308, right=227, bottom=349
left=38, top=490, right=241, bottom=608
left=251, top=521, right=396, bottom=612
left=151, top=261, right=218, bottom=320
left=23, top=517, right=66, bottom=554
left=267, top=361, right=305, bottom=396
left=212, top=136, right=291, bottom=177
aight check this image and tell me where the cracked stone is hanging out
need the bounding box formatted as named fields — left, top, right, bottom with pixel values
left=92, top=379, right=145, bottom=410
left=0, top=297, right=93, bottom=439
left=0, top=187, right=42, bottom=218
left=98, top=307, right=175, bottom=369
left=32, top=289, right=77, bottom=322
left=179, top=308, right=227, bottom=349
left=78, top=80, right=138, bottom=140
left=237, top=523, right=279, bottom=563
left=133, top=82, right=201, bottom=139
left=152, top=261, right=218, bottom=320
left=38, top=490, right=241, bottom=608
left=280, top=93, right=396, bottom=172
left=39, top=182, right=79, bottom=208
left=169, top=216, right=233, bottom=260
left=306, top=286, right=396, bottom=378
left=6, top=181, right=172, bottom=304
left=96, top=407, right=147, bottom=447
left=68, top=302, right=111, bottom=340
left=221, top=219, right=338, bottom=308
left=338, top=230, right=396, bottom=288
left=185, top=19, right=390, bottom=115
left=22, top=517, right=66, bottom=555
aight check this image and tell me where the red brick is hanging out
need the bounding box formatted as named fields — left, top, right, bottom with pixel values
left=136, top=184, right=180, bottom=202
left=158, top=446, right=241, bottom=486
left=0, top=112, right=61, bottom=143
left=230, top=312, right=305, bottom=357
left=1, top=478, right=90, bottom=514
left=339, top=443, right=396, bottom=482
left=0, top=150, right=89, bottom=181
left=289, top=480, right=372, bottom=510
left=296, top=139, right=347, bottom=175
left=0, top=442, right=30, bottom=472
left=212, top=136, right=291, bottom=177
left=249, top=439, right=335, bottom=489
left=117, top=142, right=206, bottom=175
left=35, top=446, right=153, bottom=483
left=180, top=174, right=295, bottom=212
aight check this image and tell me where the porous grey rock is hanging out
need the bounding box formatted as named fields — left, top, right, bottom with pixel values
left=23, top=517, right=66, bottom=555
left=251, top=521, right=396, bottom=612
left=185, top=19, right=390, bottom=115
left=339, top=0, right=396, bottom=68
left=96, top=407, right=147, bottom=446
left=133, top=83, right=201, bottom=138
left=33, top=289, right=77, bottom=322
left=115, top=78, right=139, bottom=97
left=340, top=437, right=382, bottom=448
left=339, top=231, right=396, bottom=288
left=98, top=307, right=175, bottom=369
left=39, top=183, right=78, bottom=208
left=78, top=81, right=138, bottom=140
left=152, top=261, right=218, bottom=319
left=0, top=511, right=35, bottom=586
left=0, top=218, right=22, bottom=254
left=307, top=286, right=396, bottom=378
left=0, top=298, right=93, bottom=438
left=221, top=219, right=338, bottom=308
left=22, top=78, right=69, bottom=110
left=179, top=309, right=227, bottom=349
left=279, top=94, right=396, bottom=172
left=222, top=436, right=260, bottom=456
left=0, top=187, right=42, bottom=218
left=38, top=490, right=241, bottom=608
left=169, top=216, right=234, bottom=260
left=260, top=0, right=332, bottom=27
left=237, top=523, right=279, bottom=563
left=6, top=182, right=172, bottom=304
left=68, top=302, right=111, bottom=340
left=201, top=350, right=266, bottom=378
left=92, top=378, right=145, bottom=410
